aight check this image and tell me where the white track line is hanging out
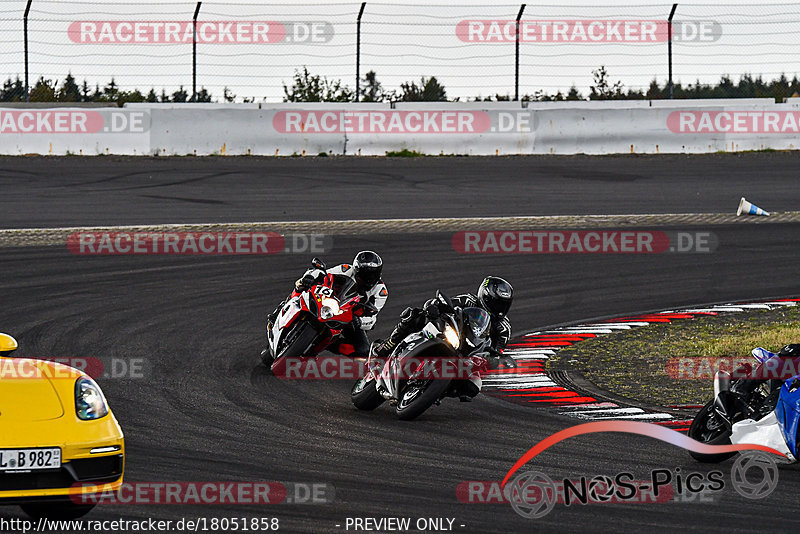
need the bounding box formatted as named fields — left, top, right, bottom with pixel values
left=567, top=407, right=646, bottom=416
left=571, top=413, right=674, bottom=421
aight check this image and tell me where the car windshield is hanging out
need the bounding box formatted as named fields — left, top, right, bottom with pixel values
left=463, top=307, right=491, bottom=340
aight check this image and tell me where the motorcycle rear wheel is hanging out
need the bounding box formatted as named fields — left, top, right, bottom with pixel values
left=687, top=399, right=736, bottom=463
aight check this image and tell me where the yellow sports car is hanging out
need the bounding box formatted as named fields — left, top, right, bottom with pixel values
left=0, top=333, right=124, bottom=519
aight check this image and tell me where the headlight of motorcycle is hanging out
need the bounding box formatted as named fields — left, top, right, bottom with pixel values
left=75, top=377, right=109, bottom=420
left=443, top=324, right=460, bottom=349
left=320, top=297, right=340, bottom=320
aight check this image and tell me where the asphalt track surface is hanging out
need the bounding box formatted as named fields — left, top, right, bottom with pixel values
left=3, top=153, right=800, bottom=228
left=1, top=154, right=800, bottom=533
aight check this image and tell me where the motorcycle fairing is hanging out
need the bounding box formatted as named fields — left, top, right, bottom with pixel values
left=267, top=296, right=306, bottom=358
left=375, top=333, right=457, bottom=401
left=730, top=411, right=795, bottom=463
left=776, top=375, right=800, bottom=460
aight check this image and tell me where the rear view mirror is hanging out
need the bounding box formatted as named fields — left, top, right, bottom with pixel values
left=311, top=257, right=327, bottom=271
left=436, top=290, right=454, bottom=311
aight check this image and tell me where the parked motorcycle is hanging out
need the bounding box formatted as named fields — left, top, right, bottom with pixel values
left=688, top=347, right=785, bottom=462
left=351, top=291, right=513, bottom=421
left=261, top=258, right=376, bottom=373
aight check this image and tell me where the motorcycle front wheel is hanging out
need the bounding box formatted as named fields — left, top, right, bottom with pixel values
left=687, top=399, right=736, bottom=463
left=351, top=376, right=385, bottom=411
left=269, top=321, right=318, bottom=373
left=260, top=347, right=274, bottom=368
left=395, top=379, right=451, bottom=421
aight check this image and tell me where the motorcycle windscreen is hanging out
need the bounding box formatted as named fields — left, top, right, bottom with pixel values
left=752, top=347, right=778, bottom=363
left=325, top=273, right=357, bottom=300
left=463, top=307, right=491, bottom=344
left=776, top=376, right=800, bottom=459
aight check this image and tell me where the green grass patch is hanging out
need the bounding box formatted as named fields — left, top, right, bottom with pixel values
left=385, top=148, right=425, bottom=157
left=547, top=304, right=800, bottom=406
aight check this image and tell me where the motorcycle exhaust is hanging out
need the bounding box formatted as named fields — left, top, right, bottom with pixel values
left=713, top=370, right=731, bottom=398
left=712, top=370, right=736, bottom=427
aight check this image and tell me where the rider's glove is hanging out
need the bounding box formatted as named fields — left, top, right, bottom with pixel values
left=295, top=274, right=316, bottom=291
left=486, top=348, right=517, bottom=370
left=351, top=315, right=362, bottom=329
left=399, top=306, right=422, bottom=325
left=499, top=355, right=518, bottom=369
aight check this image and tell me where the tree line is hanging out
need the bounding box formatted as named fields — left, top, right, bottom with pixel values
left=0, top=73, right=216, bottom=104
left=2, top=67, right=800, bottom=104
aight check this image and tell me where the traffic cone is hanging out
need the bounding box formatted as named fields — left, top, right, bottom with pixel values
left=737, top=197, right=770, bottom=216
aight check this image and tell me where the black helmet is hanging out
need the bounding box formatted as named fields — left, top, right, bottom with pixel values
left=477, top=276, right=513, bottom=318
left=778, top=344, right=800, bottom=357
left=353, top=251, right=383, bottom=291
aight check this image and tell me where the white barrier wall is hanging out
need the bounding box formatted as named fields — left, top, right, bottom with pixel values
left=1, top=99, right=799, bottom=156
left=0, top=107, right=150, bottom=155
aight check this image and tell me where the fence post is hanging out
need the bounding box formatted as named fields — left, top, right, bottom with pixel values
left=515, top=4, right=526, bottom=101
left=23, top=0, right=32, bottom=101
left=192, top=1, right=202, bottom=102
left=355, top=2, right=366, bottom=102
left=668, top=3, right=677, bottom=99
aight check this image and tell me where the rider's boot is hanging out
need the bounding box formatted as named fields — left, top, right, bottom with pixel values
left=366, top=341, right=386, bottom=373
left=373, top=338, right=396, bottom=359
left=373, top=307, right=424, bottom=358
left=373, top=325, right=410, bottom=358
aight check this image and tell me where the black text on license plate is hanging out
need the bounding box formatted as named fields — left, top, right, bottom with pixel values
left=0, top=448, right=61, bottom=471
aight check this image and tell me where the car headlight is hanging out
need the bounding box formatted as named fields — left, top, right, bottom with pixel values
left=75, top=377, right=109, bottom=420
left=320, top=297, right=340, bottom=320
left=443, top=325, right=460, bottom=349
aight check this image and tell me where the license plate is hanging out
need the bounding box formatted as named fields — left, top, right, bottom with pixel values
left=0, top=448, right=61, bottom=472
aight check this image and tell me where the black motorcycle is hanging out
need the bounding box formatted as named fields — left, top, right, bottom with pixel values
left=351, top=291, right=514, bottom=421
left=688, top=348, right=783, bottom=462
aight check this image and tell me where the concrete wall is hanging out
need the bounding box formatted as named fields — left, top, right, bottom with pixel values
left=1, top=99, right=798, bottom=156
